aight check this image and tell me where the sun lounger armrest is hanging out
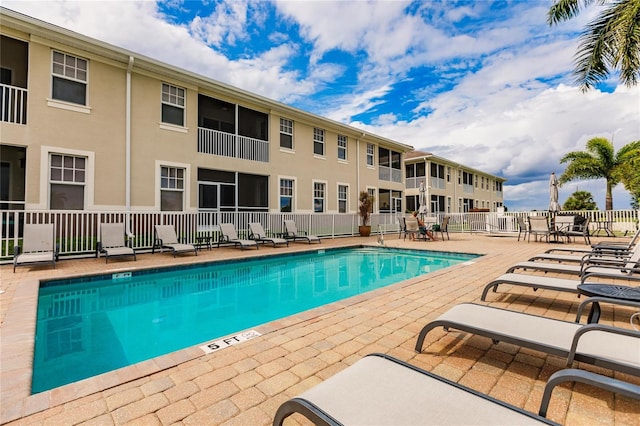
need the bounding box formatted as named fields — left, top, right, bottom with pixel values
left=539, top=369, right=640, bottom=417
left=567, top=323, right=640, bottom=366
left=575, top=297, right=640, bottom=323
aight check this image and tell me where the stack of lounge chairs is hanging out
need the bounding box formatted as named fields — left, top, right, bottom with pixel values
left=274, top=233, right=640, bottom=425
left=153, top=225, right=197, bottom=257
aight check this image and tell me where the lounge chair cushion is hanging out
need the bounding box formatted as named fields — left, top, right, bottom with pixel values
left=274, top=354, right=552, bottom=425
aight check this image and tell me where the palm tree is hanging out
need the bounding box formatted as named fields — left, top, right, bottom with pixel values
left=558, top=137, right=640, bottom=210
left=547, top=0, right=640, bottom=91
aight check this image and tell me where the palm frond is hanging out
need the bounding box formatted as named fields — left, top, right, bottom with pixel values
left=547, top=0, right=596, bottom=25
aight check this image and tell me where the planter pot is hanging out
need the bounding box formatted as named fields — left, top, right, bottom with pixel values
left=358, top=225, right=372, bottom=237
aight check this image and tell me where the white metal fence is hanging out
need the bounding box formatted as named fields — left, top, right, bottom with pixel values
left=1, top=209, right=638, bottom=262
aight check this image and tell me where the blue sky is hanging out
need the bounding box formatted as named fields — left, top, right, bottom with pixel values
left=6, top=0, right=640, bottom=210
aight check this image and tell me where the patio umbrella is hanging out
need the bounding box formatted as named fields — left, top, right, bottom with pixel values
left=418, top=180, right=428, bottom=216
left=549, top=172, right=561, bottom=212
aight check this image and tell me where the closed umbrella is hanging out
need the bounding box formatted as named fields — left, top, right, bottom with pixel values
left=418, top=180, right=427, bottom=216
left=549, top=172, right=560, bottom=212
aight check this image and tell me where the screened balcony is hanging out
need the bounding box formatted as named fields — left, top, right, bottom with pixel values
left=197, top=95, right=269, bottom=163
left=1, top=35, right=28, bottom=125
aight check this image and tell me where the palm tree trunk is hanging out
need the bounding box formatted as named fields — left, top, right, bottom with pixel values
left=606, top=180, right=613, bottom=210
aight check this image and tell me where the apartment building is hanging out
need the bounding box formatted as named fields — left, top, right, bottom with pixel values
left=404, top=151, right=505, bottom=214
left=0, top=8, right=412, bottom=216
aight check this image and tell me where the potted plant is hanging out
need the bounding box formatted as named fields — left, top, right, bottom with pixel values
left=358, top=190, right=375, bottom=237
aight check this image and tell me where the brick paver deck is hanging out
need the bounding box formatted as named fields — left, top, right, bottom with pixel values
left=1, top=233, right=639, bottom=425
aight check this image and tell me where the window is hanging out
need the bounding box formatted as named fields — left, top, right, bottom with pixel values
left=447, top=167, right=451, bottom=182
left=161, top=83, right=185, bottom=126
left=313, top=182, right=325, bottom=212
left=430, top=163, right=445, bottom=179
left=50, top=154, right=85, bottom=209
left=338, top=185, right=348, bottom=213
left=366, top=143, right=374, bottom=166
left=280, top=179, right=294, bottom=212
left=280, top=118, right=293, bottom=149
left=337, top=135, right=347, bottom=160
left=313, top=128, right=325, bottom=156
left=52, top=51, right=87, bottom=105
left=463, top=171, right=473, bottom=186
left=161, top=166, right=184, bottom=211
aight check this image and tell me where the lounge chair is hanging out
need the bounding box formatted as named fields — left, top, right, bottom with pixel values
left=528, top=216, right=551, bottom=243
left=505, top=247, right=640, bottom=276
left=415, top=300, right=640, bottom=377
left=274, top=353, right=555, bottom=426
left=527, top=241, right=639, bottom=264
left=13, top=223, right=58, bottom=272
left=538, top=368, right=640, bottom=417
left=248, top=222, right=288, bottom=247
left=218, top=223, right=258, bottom=250
left=480, top=270, right=640, bottom=301
left=543, top=228, right=639, bottom=256
left=97, top=223, right=136, bottom=263
left=283, top=220, right=320, bottom=244
left=152, top=225, right=197, bottom=257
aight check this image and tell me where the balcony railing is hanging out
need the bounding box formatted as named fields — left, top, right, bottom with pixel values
left=379, top=166, right=402, bottom=183
left=430, top=177, right=446, bottom=190
left=405, top=176, right=427, bottom=189
left=463, top=184, right=474, bottom=194
left=1, top=84, right=27, bottom=125
left=198, top=127, right=269, bottom=162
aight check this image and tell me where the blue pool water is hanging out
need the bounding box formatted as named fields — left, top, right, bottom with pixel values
left=32, top=246, right=478, bottom=393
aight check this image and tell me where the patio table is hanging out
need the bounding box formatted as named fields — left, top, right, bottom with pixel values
left=577, top=283, right=640, bottom=323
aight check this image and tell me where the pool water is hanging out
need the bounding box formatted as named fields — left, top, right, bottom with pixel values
left=32, top=246, right=478, bottom=393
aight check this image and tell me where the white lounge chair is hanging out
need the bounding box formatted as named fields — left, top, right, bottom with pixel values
left=248, top=222, right=288, bottom=247
left=274, top=353, right=555, bottom=426
left=528, top=241, right=639, bottom=264
left=98, top=223, right=136, bottom=263
left=283, top=220, right=320, bottom=244
left=506, top=246, right=640, bottom=276
left=480, top=271, right=640, bottom=301
left=13, top=223, right=57, bottom=272
left=218, top=223, right=258, bottom=250
left=152, top=225, right=197, bottom=257
left=415, top=301, right=640, bottom=376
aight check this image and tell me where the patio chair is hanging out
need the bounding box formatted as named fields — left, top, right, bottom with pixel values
left=404, top=217, right=427, bottom=241
left=248, top=222, right=288, bottom=247
left=97, top=223, right=136, bottom=263
left=152, top=225, right=197, bottom=257
left=438, top=216, right=450, bottom=240
left=517, top=216, right=529, bottom=241
left=528, top=216, right=551, bottom=243
left=564, top=217, right=591, bottom=245
left=415, top=300, right=640, bottom=377
left=274, top=353, right=555, bottom=426
left=397, top=214, right=406, bottom=239
left=13, top=223, right=58, bottom=272
left=550, top=215, right=575, bottom=243
left=218, top=223, right=258, bottom=250
left=283, top=220, right=321, bottom=244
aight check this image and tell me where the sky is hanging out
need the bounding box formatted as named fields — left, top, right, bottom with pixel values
left=5, top=0, right=640, bottom=211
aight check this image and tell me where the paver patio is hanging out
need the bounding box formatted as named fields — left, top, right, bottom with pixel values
left=1, top=233, right=639, bottom=425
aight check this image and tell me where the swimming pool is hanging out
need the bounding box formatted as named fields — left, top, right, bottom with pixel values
left=32, top=246, right=478, bottom=393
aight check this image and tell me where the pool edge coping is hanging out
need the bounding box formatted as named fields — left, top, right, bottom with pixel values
left=0, top=244, right=484, bottom=423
